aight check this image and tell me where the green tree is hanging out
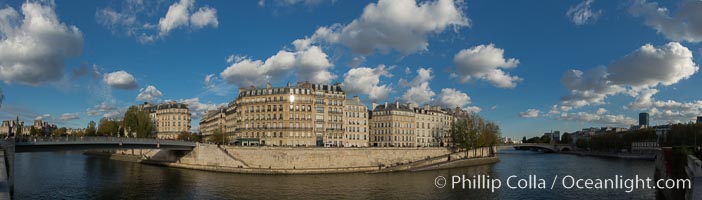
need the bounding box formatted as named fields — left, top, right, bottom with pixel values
left=15, top=126, right=22, bottom=135
left=560, top=133, right=572, bottom=144
left=522, top=136, right=527, bottom=143
left=122, top=106, right=153, bottom=138
left=208, top=128, right=229, bottom=145
left=30, top=126, right=37, bottom=136
left=540, top=135, right=551, bottom=144
left=178, top=131, right=201, bottom=142
left=52, top=127, right=67, bottom=136
left=86, top=121, right=97, bottom=136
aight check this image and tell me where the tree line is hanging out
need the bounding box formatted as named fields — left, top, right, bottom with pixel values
left=450, top=114, right=500, bottom=152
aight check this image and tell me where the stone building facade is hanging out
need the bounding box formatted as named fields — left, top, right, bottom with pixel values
left=369, top=102, right=416, bottom=147
left=413, top=105, right=452, bottom=147
left=228, top=82, right=351, bottom=147
left=199, top=106, right=226, bottom=137
left=139, top=102, right=191, bottom=139
left=344, top=96, right=369, bottom=147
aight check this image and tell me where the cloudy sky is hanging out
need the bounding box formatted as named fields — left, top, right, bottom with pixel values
left=1, top=0, right=701, bottom=138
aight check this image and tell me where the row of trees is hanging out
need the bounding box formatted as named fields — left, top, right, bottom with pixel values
left=76, top=105, right=155, bottom=138
left=450, top=114, right=500, bottom=152
left=575, top=129, right=657, bottom=151
left=522, top=135, right=552, bottom=144
left=663, top=123, right=702, bottom=147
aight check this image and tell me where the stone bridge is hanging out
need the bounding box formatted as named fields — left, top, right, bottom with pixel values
left=0, top=136, right=196, bottom=199
left=496, top=143, right=575, bottom=153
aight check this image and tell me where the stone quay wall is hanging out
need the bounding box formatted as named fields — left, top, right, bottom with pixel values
left=113, top=144, right=463, bottom=173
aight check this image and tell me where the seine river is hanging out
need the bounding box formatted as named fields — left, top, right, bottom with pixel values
left=14, top=149, right=655, bottom=199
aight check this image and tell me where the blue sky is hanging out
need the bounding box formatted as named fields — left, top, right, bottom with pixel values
left=1, top=0, right=701, bottom=139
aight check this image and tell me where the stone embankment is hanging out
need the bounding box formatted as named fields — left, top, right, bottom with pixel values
left=94, top=143, right=498, bottom=174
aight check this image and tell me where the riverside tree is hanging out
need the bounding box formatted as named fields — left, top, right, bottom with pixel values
left=86, top=120, right=97, bottom=136
left=450, top=114, right=501, bottom=156
left=208, top=128, right=229, bottom=145
left=122, top=106, right=154, bottom=138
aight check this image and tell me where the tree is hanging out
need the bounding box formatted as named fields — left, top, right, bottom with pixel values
left=451, top=114, right=500, bottom=156
left=178, top=131, right=201, bottom=142
left=122, top=106, right=154, bottom=138
left=30, top=126, right=37, bottom=136
left=208, top=128, right=229, bottom=145
left=522, top=136, right=527, bottom=143
left=86, top=121, right=97, bottom=136
left=15, top=126, right=22, bottom=135
left=52, top=127, right=67, bottom=136
left=539, top=135, right=551, bottom=144
left=97, top=118, right=120, bottom=136
left=560, top=133, right=572, bottom=144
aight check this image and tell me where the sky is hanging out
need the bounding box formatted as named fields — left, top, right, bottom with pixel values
left=1, top=0, right=701, bottom=139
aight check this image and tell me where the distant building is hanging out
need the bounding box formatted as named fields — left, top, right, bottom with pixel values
left=139, top=101, right=191, bottom=139
left=344, top=96, right=369, bottom=147
left=639, top=112, right=649, bottom=127
left=697, top=116, right=702, bottom=124
left=199, top=106, right=226, bottom=137
left=370, top=102, right=416, bottom=147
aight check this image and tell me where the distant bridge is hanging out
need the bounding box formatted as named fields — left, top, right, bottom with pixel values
left=0, top=136, right=196, bottom=199
left=496, top=143, right=575, bottom=153
left=10, top=136, right=196, bottom=152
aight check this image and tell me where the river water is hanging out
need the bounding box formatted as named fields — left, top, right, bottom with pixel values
left=14, top=149, right=655, bottom=199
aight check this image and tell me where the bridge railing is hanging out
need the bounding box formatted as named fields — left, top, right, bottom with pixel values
left=12, top=136, right=196, bottom=147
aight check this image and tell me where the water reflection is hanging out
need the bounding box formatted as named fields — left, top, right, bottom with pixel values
left=14, top=150, right=655, bottom=199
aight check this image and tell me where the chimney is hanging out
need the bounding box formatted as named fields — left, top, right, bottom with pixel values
left=353, top=96, right=360, bottom=102
left=266, top=82, right=272, bottom=89
left=395, top=101, right=399, bottom=108
left=385, top=102, right=388, bottom=108
left=372, top=102, right=378, bottom=110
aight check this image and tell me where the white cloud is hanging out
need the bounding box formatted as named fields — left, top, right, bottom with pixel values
left=627, top=88, right=658, bottom=110
left=641, top=99, right=702, bottom=124
left=295, top=46, right=335, bottom=83
left=190, top=7, right=218, bottom=29
left=175, top=98, right=226, bottom=119
left=557, top=42, right=697, bottom=110
left=519, top=109, right=540, bottom=118
left=400, top=68, right=435, bottom=105
left=103, top=70, right=138, bottom=90
left=97, top=0, right=217, bottom=43
left=35, top=114, right=51, bottom=121
left=202, top=73, right=233, bottom=96
left=399, top=68, right=433, bottom=87
left=595, top=108, right=608, bottom=115
left=220, top=45, right=335, bottom=86
left=629, top=0, right=702, bottom=43
left=136, top=85, right=163, bottom=102
left=343, top=65, right=393, bottom=101
left=566, top=0, right=602, bottom=26
left=559, top=67, right=623, bottom=108
left=311, top=0, right=469, bottom=55
left=435, top=88, right=473, bottom=110
left=401, top=82, right=435, bottom=105
left=0, top=1, right=83, bottom=85
left=59, top=113, right=80, bottom=121
left=558, top=111, right=637, bottom=126
left=86, top=102, right=125, bottom=119
left=452, top=44, right=522, bottom=88
left=204, top=74, right=216, bottom=89
left=159, top=0, right=195, bottom=36
left=608, top=42, right=698, bottom=88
